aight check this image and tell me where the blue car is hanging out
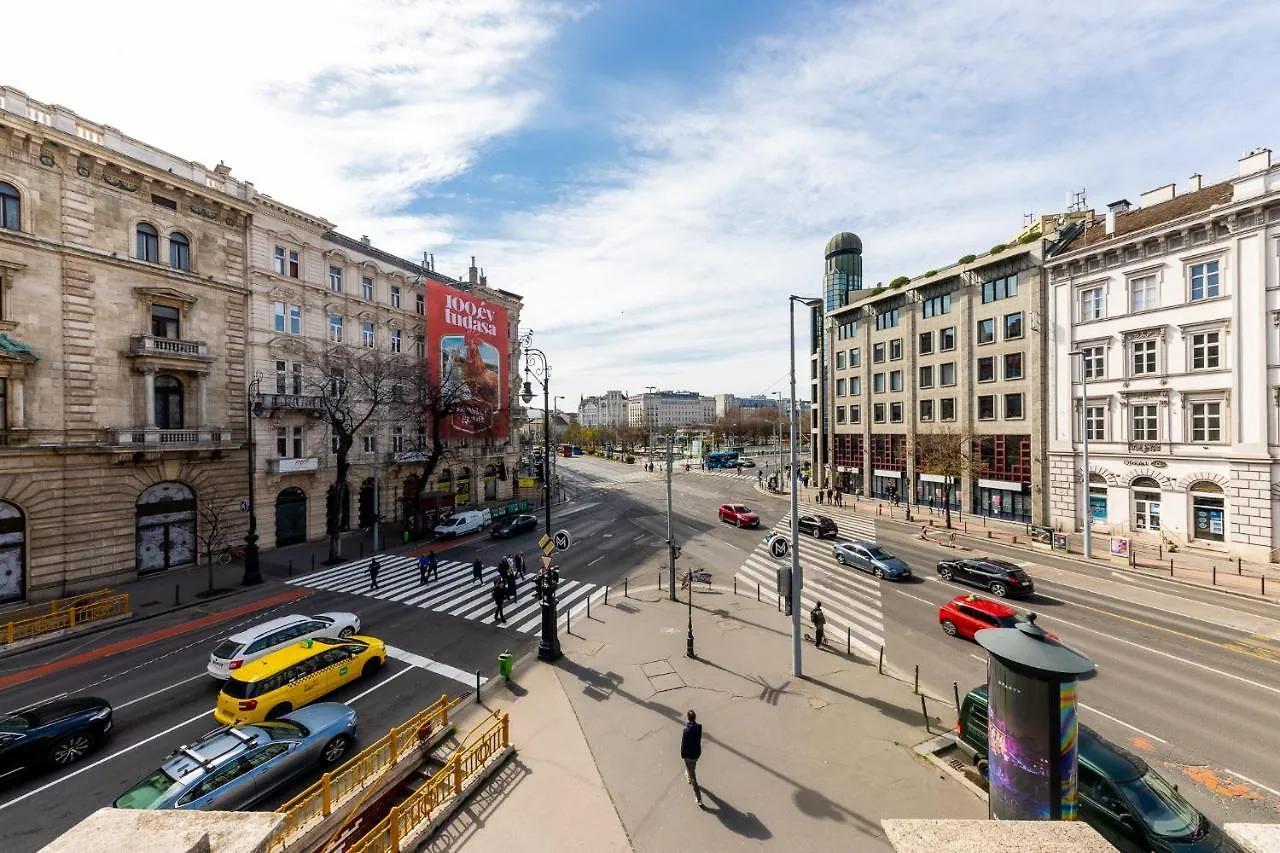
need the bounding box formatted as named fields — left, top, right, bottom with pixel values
left=0, top=696, right=113, bottom=781
left=113, top=703, right=357, bottom=810
left=831, top=539, right=912, bottom=580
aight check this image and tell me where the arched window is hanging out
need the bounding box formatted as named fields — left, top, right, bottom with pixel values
left=0, top=182, right=19, bottom=231
left=169, top=232, right=190, bottom=271
left=1087, top=473, right=1108, bottom=525
left=0, top=499, right=27, bottom=602
left=154, top=375, right=184, bottom=430
left=1131, top=476, right=1161, bottom=532
left=137, top=222, right=159, bottom=263
left=1189, top=481, right=1226, bottom=543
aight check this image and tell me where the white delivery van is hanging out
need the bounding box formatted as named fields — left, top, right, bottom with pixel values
left=434, top=508, right=493, bottom=538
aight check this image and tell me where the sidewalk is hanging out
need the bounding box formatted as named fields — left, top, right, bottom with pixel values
left=432, top=580, right=984, bottom=852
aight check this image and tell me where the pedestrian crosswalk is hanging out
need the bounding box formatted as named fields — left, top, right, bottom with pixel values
left=288, top=554, right=605, bottom=635
left=734, top=506, right=884, bottom=657
left=692, top=469, right=757, bottom=482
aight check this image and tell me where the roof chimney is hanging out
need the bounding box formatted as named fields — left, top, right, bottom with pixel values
left=1187, top=173, right=1202, bottom=192
left=1105, top=210, right=1117, bottom=236
left=1238, top=148, right=1272, bottom=177
left=1106, top=199, right=1131, bottom=214
left=1139, top=183, right=1176, bottom=207
left=360, top=235, right=371, bottom=246
left=479, top=268, right=487, bottom=288
left=468, top=256, right=478, bottom=284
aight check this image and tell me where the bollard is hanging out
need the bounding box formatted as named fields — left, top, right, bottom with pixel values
left=1213, top=565, right=1217, bottom=585
left=987, top=531, right=993, bottom=539
left=625, top=577, right=629, bottom=598
left=288, top=559, right=293, bottom=577
left=1170, top=562, right=1174, bottom=577
left=566, top=610, right=571, bottom=635
left=587, top=595, right=591, bottom=620
left=174, top=584, right=180, bottom=606
left=953, top=681, right=961, bottom=712
left=733, top=577, right=737, bottom=595
left=964, top=522, right=968, bottom=534
left=914, top=664, right=920, bottom=695
left=605, top=585, right=609, bottom=605
left=1264, top=576, right=1268, bottom=596
left=920, top=695, right=932, bottom=735
left=1012, top=536, right=1017, bottom=544
left=878, top=645, right=884, bottom=675
left=846, top=626, right=851, bottom=656
left=475, top=671, right=481, bottom=704
left=1239, top=557, right=1243, bottom=576
left=659, top=572, right=662, bottom=591
left=757, top=581, right=761, bottom=602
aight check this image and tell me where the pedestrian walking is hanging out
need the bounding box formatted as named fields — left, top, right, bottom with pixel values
left=514, top=552, right=527, bottom=579
left=492, top=577, right=507, bottom=623
left=427, top=550, right=439, bottom=581
left=417, top=553, right=429, bottom=584
left=815, top=489, right=823, bottom=505
left=369, top=557, right=381, bottom=590
left=811, top=601, right=826, bottom=648
left=472, top=558, right=484, bottom=584
left=681, top=709, right=704, bottom=807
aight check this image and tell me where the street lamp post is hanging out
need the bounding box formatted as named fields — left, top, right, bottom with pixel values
left=1069, top=350, right=1091, bottom=560
left=787, top=295, right=821, bottom=677
left=521, top=332, right=560, bottom=662
left=774, top=390, right=784, bottom=490
left=243, top=376, right=265, bottom=586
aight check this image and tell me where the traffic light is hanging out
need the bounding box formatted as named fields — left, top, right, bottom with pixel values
left=671, top=544, right=682, bottom=560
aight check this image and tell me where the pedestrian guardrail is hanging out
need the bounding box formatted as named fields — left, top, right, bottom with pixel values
left=1, top=592, right=129, bottom=646
left=347, top=710, right=511, bottom=853
left=270, top=694, right=458, bottom=851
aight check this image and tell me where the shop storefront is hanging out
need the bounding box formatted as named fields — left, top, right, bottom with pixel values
left=915, top=473, right=961, bottom=511
left=973, top=477, right=1030, bottom=523
left=836, top=466, right=860, bottom=494
left=872, top=469, right=903, bottom=502
left=1190, top=481, right=1226, bottom=543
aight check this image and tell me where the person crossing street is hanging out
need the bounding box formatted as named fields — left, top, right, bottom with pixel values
left=514, top=552, right=527, bottom=580
left=368, top=556, right=381, bottom=590
left=472, top=558, right=484, bottom=584
left=426, top=550, right=439, bottom=581
left=492, top=576, right=507, bottom=623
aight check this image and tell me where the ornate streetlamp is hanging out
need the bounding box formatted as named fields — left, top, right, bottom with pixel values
left=520, top=332, right=560, bottom=661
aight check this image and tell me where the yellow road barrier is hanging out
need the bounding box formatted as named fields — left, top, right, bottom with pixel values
left=2, top=592, right=129, bottom=646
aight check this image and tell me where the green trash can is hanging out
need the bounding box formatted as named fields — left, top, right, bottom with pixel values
left=498, top=651, right=513, bottom=680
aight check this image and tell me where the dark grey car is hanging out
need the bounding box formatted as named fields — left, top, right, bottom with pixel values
left=831, top=540, right=912, bottom=580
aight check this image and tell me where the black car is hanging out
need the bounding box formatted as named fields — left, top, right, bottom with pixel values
left=796, top=514, right=839, bottom=538
left=936, top=557, right=1034, bottom=597
left=0, top=696, right=113, bottom=780
left=490, top=514, right=538, bottom=539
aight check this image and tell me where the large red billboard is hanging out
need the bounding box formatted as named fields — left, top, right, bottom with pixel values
left=426, top=283, right=510, bottom=440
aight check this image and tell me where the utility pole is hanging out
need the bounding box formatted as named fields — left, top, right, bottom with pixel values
left=788, top=295, right=814, bottom=678
left=1069, top=350, right=1091, bottom=560
left=372, top=421, right=381, bottom=553
left=667, top=433, right=677, bottom=601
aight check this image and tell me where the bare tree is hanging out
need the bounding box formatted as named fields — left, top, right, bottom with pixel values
left=913, top=427, right=979, bottom=529
left=196, top=485, right=240, bottom=594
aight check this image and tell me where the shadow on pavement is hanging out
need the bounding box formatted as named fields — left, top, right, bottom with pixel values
left=801, top=674, right=939, bottom=729
left=420, top=756, right=531, bottom=852
left=701, top=788, right=771, bottom=839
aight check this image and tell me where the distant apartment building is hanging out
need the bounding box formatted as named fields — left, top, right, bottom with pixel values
left=1046, top=148, right=1280, bottom=562
left=627, top=390, right=715, bottom=430
left=713, top=393, right=781, bottom=419
left=578, top=390, right=627, bottom=428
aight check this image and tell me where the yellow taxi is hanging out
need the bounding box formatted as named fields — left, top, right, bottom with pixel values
left=214, top=635, right=387, bottom=725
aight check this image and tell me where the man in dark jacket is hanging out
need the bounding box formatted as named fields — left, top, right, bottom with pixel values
left=492, top=577, right=507, bottom=623
left=472, top=558, right=484, bottom=584
left=426, top=550, right=439, bottom=581
left=680, top=709, right=703, bottom=806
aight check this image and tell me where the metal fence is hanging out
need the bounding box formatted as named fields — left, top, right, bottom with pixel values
left=1, top=592, right=129, bottom=646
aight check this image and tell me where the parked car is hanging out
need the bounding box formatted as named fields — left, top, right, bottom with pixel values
left=797, top=514, right=839, bottom=538
left=936, top=557, right=1034, bottom=598
left=831, top=540, right=911, bottom=579
left=0, top=696, right=112, bottom=779
left=434, top=508, right=492, bottom=538
left=718, top=503, right=760, bottom=528
left=738, top=457, right=756, bottom=468
left=207, top=613, right=361, bottom=680
left=490, top=514, right=538, bottom=539
left=954, top=685, right=1242, bottom=852
left=114, top=703, right=357, bottom=811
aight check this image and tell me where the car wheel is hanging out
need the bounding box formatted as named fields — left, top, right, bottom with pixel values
left=941, top=619, right=958, bottom=637
left=362, top=658, right=384, bottom=679
left=976, top=757, right=989, bottom=778
left=989, top=582, right=1009, bottom=598
left=735, top=518, right=742, bottom=528
left=266, top=702, right=293, bottom=721
left=339, top=627, right=356, bottom=638
left=48, top=732, right=94, bottom=767
left=873, top=568, right=884, bottom=579
left=321, top=734, right=353, bottom=766
left=835, top=554, right=846, bottom=565
left=939, top=567, right=954, bottom=581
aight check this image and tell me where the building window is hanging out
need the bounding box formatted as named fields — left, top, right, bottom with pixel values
left=875, top=309, right=900, bottom=330
left=329, top=314, right=343, bottom=343
left=919, top=332, right=933, bottom=354
left=414, top=336, right=425, bottom=358
left=415, top=293, right=425, bottom=315
left=922, top=293, right=951, bottom=317
left=154, top=375, right=184, bottom=430
left=873, top=373, right=886, bottom=394
left=392, top=426, right=404, bottom=453
left=981, top=274, right=1018, bottom=303
left=273, top=246, right=285, bottom=275
left=274, top=360, right=288, bottom=394
left=391, top=328, right=402, bottom=353
left=289, top=304, right=301, bottom=335
left=977, top=357, right=995, bottom=383
left=169, top=232, right=190, bottom=271
left=1131, top=404, right=1158, bottom=441
left=0, top=377, right=7, bottom=430
left=940, top=327, right=956, bottom=351
left=836, top=378, right=847, bottom=396
left=136, top=222, right=159, bottom=263
left=361, top=276, right=374, bottom=300
left=873, top=403, right=886, bottom=423
left=362, top=321, right=375, bottom=348
left=291, top=363, right=303, bottom=394
left=1189, top=261, right=1221, bottom=301
left=1085, top=405, right=1106, bottom=441
left=836, top=406, right=847, bottom=424
left=329, top=265, right=343, bottom=292
left=274, top=302, right=286, bottom=333
left=1078, top=286, right=1104, bottom=321
left=890, top=370, right=903, bottom=392
left=1132, top=477, right=1162, bottom=531
left=151, top=304, right=180, bottom=339
left=977, top=318, right=995, bottom=344
left=920, top=399, right=934, bottom=421
left=940, top=363, right=956, bottom=386
left=390, top=285, right=402, bottom=308
left=873, top=342, right=886, bottom=363
left=1003, top=352, right=1023, bottom=380
left=889, top=402, right=903, bottom=422
left=919, top=365, right=934, bottom=388
left=362, top=435, right=377, bottom=454
left=850, top=376, right=861, bottom=395
left=288, top=249, right=300, bottom=277
left=1004, top=312, right=1023, bottom=340
left=1129, top=274, right=1159, bottom=312
left=0, top=182, right=19, bottom=231
left=850, top=405, right=861, bottom=424
left=1004, top=393, right=1024, bottom=419
left=1130, top=339, right=1158, bottom=376
left=1189, top=481, right=1225, bottom=542
left=940, top=398, right=956, bottom=421
left=1189, top=401, right=1223, bottom=442
left=277, top=426, right=304, bottom=458
left=850, top=347, right=861, bottom=367
left=836, top=351, right=846, bottom=370
left=275, top=247, right=301, bottom=278
left=977, top=395, right=996, bottom=420
left=1189, top=331, right=1221, bottom=370
left=330, top=368, right=345, bottom=397
left=1081, top=345, right=1104, bottom=380
left=889, top=339, right=903, bottom=360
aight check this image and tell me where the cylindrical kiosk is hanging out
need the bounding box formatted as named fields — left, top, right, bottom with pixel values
left=975, top=613, right=1095, bottom=821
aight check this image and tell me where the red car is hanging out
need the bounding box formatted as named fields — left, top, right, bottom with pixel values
left=938, top=594, right=1057, bottom=642
left=718, top=503, right=760, bottom=528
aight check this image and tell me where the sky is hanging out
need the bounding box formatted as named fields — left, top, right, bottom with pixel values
left=6, top=0, right=1280, bottom=407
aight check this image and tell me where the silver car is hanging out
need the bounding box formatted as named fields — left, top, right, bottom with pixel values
left=207, top=612, right=361, bottom=679
left=832, top=539, right=912, bottom=580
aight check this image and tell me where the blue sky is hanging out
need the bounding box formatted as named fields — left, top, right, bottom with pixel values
left=7, top=0, right=1280, bottom=406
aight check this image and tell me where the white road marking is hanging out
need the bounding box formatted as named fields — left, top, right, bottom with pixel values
left=115, top=673, right=210, bottom=710
left=632, top=534, right=646, bottom=543
left=1224, top=768, right=1280, bottom=799
left=588, top=556, right=604, bottom=567
left=0, top=708, right=212, bottom=813
left=344, top=664, right=415, bottom=705
left=895, top=590, right=934, bottom=606
left=968, top=654, right=985, bottom=663
left=385, top=646, right=485, bottom=686
left=1078, top=703, right=1167, bottom=744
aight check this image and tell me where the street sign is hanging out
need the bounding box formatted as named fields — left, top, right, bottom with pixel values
left=538, top=534, right=555, bottom=556
left=553, top=529, right=572, bottom=551
left=240, top=499, right=249, bottom=512
left=540, top=554, right=553, bottom=571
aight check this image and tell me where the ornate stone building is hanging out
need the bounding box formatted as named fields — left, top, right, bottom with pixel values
left=0, top=87, right=253, bottom=600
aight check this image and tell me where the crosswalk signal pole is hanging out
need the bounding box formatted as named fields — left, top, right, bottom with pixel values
left=667, top=435, right=677, bottom=601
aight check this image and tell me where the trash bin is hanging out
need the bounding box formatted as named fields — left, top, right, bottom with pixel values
left=498, top=651, right=513, bottom=680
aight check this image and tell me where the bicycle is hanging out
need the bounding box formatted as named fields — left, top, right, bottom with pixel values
left=680, top=569, right=712, bottom=590
left=216, top=545, right=247, bottom=565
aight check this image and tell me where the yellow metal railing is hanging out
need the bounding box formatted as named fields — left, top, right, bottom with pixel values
left=2, top=593, right=129, bottom=646
left=270, top=694, right=457, bottom=851
left=348, top=710, right=510, bottom=853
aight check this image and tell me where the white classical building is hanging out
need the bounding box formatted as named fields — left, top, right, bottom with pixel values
left=578, top=390, right=627, bottom=428
left=626, top=390, right=715, bottom=429
left=1047, top=148, right=1280, bottom=561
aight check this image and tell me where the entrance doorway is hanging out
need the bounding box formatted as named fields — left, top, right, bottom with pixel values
left=358, top=478, right=376, bottom=529
left=0, top=501, right=26, bottom=602
left=484, top=465, right=498, bottom=501
left=136, top=482, right=196, bottom=575
left=275, top=488, right=307, bottom=547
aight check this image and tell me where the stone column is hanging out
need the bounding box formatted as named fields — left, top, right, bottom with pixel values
left=11, top=375, right=24, bottom=429
left=196, top=373, right=208, bottom=427
left=141, top=367, right=156, bottom=427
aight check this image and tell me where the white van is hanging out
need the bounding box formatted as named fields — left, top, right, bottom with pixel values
left=434, top=508, right=492, bottom=538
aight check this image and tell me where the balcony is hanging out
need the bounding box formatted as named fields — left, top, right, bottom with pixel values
left=257, top=393, right=325, bottom=413
left=269, top=457, right=320, bottom=474
left=128, top=334, right=212, bottom=361
left=104, top=427, right=233, bottom=448
left=393, top=449, right=429, bottom=464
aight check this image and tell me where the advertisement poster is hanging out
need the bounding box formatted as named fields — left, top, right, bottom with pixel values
left=1109, top=536, right=1131, bottom=566
left=987, top=658, right=1053, bottom=819
left=1028, top=525, right=1052, bottom=550
left=427, top=284, right=510, bottom=439
left=1052, top=532, right=1069, bottom=552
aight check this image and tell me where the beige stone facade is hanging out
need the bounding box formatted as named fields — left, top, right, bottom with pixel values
left=0, top=87, right=254, bottom=600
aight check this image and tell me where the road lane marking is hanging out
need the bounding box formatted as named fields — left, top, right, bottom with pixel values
left=385, top=646, right=484, bottom=687
left=115, top=673, right=209, bottom=710
left=968, top=654, right=985, bottom=663
left=1225, top=768, right=1280, bottom=799
left=1078, top=703, right=1167, bottom=744
left=344, top=664, right=415, bottom=705
left=895, top=590, right=935, bottom=606
left=0, top=708, right=212, bottom=813
left=588, top=556, right=604, bottom=567
left=632, top=535, right=646, bottom=542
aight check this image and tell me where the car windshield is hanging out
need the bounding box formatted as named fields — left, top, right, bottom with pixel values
left=211, top=640, right=241, bottom=660
left=114, top=768, right=186, bottom=809
left=253, top=720, right=308, bottom=740
left=313, top=636, right=366, bottom=649
left=732, top=506, right=749, bottom=513
left=994, top=614, right=1020, bottom=628
left=863, top=545, right=893, bottom=559
left=1116, top=770, right=1201, bottom=838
